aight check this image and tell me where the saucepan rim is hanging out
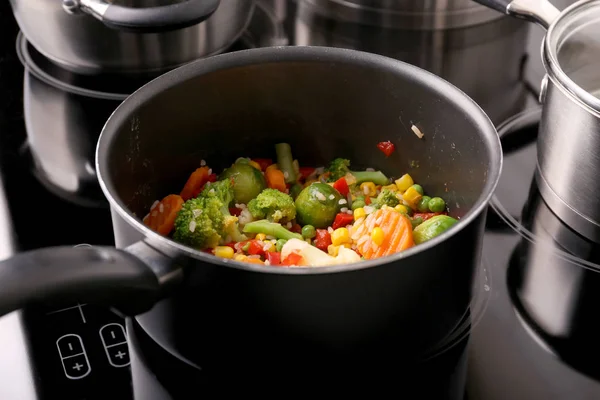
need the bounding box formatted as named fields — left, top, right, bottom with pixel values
left=544, top=0, right=600, bottom=114
left=96, top=45, right=502, bottom=275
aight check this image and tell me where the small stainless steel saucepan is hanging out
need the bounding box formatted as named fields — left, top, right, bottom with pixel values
left=475, top=0, right=600, bottom=242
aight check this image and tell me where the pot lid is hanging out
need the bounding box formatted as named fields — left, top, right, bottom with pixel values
left=297, top=0, right=507, bottom=29
left=545, top=0, right=600, bottom=114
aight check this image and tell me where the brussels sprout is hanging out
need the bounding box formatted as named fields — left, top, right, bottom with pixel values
left=295, top=183, right=343, bottom=229
left=413, top=215, right=458, bottom=244
left=220, top=163, right=266, bottom=204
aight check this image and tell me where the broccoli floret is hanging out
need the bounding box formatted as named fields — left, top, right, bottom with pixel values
left=247, top=188, right=296, bottom=223
left=325, top=158, right=389, bottom=185
left=173, top=179, right=247, bottom=249
left=375, top=189, right=400, bottom=208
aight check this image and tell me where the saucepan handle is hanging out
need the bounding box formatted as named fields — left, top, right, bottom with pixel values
left=473, top=0, right=561, bottom=29
left=0, top=241, right=182, bottom=318
left=63, top=0, right=221, bottom=33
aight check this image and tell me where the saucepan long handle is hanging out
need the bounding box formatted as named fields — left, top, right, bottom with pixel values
left=0, top=242, right=182, bottom=318
left=474, top=0, right=561, bottom=29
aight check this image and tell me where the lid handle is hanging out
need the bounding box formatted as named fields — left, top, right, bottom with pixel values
left=473, top=0, right=561, bottom=29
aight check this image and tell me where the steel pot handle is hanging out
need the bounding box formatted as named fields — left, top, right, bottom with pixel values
left=63, top=0, right=221, bottom=33
left=473, top=0, right=561, bottom=29
left=0, top=241, right=182, bottom=318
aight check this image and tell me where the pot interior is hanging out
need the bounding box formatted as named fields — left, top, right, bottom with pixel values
left=98, top=47, right=499, bottom=243
left=550, top=0, right=600, bottom=105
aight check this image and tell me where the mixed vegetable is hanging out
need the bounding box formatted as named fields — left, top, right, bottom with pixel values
left=142, top=143, right=458, bottom=267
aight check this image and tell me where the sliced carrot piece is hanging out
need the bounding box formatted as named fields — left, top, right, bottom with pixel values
left=265, top=164, right=287, bottom=192
left=355, top=208, right=414, bottom=260
left=143, top=194, right=184, bottom=236
left=180, top=166, right=210, bottom=201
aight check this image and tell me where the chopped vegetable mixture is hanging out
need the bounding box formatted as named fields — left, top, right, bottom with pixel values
left=142, top=143, right=458, bottom=267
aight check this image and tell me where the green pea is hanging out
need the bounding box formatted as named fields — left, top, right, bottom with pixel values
left=351, top=197, right=366, bottom=210
left=275, top=239, right=287, bottom=252
left=411, top=184, right=424, bottom=195
left=417, top=196, right=432, bottom=212
left=242, top=242, right=251, bottom=252
left=301, top=225, right=316, bottom=239
left=235, top=157, right=250, bottom=165
left=428, top=197, right=446, bottom=213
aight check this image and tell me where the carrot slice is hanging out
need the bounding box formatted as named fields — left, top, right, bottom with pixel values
left=265, top=164, right=287, bottom=192
left=180, top=166, right=210, bottom=201
left=143, top=194, right=184, bottom=236
left=355, top=208, right=414, bottom=259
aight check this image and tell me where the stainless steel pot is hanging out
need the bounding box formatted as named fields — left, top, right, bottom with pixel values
left=9, top=0, right=256, bottom=75
left=292, top=0, right=531, bottom=125
left=15, top=3, right=284, bottom=208
left=0, top=46, right=501, bottom=389
left=476, top=0, right=600, bottom=242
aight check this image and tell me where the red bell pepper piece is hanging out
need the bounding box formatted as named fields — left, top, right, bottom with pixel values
left=332, top=213, right=354, bottom=230
left=332, top=177, right=349, bottom=196
left=314, top=229, right=332, bottom=251
left=299, top=167, right=316, bottom=180
left=281, top=251, right=304, bottom=266
left=247, top=240, right=264, bottom=256
left=290, top=223, right=302, bottom=234
left=377, top=141, right=396, bottom=157
left=413, top=212, right=446, bottom=221
left=222, top=242, right=237, bottom=250
left=229, top=207, right=242, bottom=217
left=267, top=252, right=281, bottom=266
left=252, top=158, right=273, bottom=171
left=207, top=173, right=217, bottom=182
left=365, top=196, right=371, bottom=205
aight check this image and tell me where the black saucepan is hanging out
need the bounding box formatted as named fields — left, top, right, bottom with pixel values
left=0, top=46, right=501, bottom=378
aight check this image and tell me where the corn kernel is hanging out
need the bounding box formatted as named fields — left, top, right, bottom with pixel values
left=248, top=160, right=261, bottom=170
left=359, top=182, right=377, bottom=197
left=234, top=254, right=247, bottom=262
left=255, top=233, right=267, bottom=241
left=354, top=207, right=366, bottom=220
left=371, top=227, right=385, bottom=246
left=331, top=227, right=351, bottom=246
left=382, top=184, right=398, bottom=192
left=395, top=204, right=409, bottom=214
left=395, top=174, right=414, bottom=192
left=328, top=244, right=340, bottom=257
left=214, top=246, right=234, bottom=258
left=402, top=186, right=423, bottom=206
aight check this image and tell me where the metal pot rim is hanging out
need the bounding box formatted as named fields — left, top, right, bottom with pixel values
left=15, top=32, right=131, bottom=101
left=298, top=0, right=505, bottom=30
left=543, top=0, right=600, bottom=115
left=96, top=46, right=502, bottom=275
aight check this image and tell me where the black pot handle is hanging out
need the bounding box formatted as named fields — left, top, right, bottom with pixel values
left=0, top=242, right=182, bottom=318
left=63, top=0, right=221, bottom=33
left=472, top=0, right=561, bottom=29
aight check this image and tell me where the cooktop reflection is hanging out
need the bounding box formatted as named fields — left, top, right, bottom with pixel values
left=468, top=106, right=600, bottom=400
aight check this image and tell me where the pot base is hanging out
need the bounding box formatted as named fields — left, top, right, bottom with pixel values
left=126, top=317, right=470, bottom=399
left=535, top=167, right=600, bottom=243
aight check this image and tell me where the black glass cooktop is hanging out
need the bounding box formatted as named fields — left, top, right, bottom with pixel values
left=468, top=106, right=600, bottom=399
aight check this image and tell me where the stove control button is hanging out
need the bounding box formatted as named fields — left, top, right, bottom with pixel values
left=56, top=333, right=84, bottom=358
left=99, top=323, right=127, bottom=347
left=105, top=343, right=130, bottom=368
left=56, top=334, right=91, bottom=380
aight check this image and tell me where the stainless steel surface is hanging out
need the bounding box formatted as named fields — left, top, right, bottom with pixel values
left=297, top=0, right=507, bottom=29
left=0, top=171, right=37, bottom=400
left=507, top=0, right=561, bottom=28
left=9, top=0, right=255, bottom=75
left=536, top=0, right=600, bottom=242
left=15, top=3, right=284, bottom=208
left=293, top=0, right=530, bottom=125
